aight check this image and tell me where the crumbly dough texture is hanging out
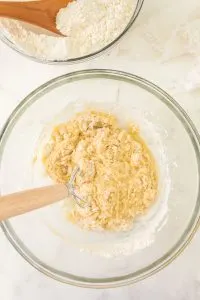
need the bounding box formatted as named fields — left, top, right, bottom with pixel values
left=43, top=110, right=158, bottom=231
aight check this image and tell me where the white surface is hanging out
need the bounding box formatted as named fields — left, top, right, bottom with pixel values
left=1, top=0, right=200, bottom=299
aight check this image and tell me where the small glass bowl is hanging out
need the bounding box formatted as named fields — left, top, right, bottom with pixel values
left=0, top=0, right=144, bottom=64
left=0, top=69, right=200, bottom=288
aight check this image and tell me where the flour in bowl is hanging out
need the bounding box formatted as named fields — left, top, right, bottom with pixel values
left=0, top=0, right=137, bottom=60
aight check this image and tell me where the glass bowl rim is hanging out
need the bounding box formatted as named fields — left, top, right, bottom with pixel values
left=1, top=69, right=200, bottom=288
left=0, top=0, right=144, bottom=65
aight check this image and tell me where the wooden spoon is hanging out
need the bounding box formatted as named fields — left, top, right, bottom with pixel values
left=0, top=184, right=68, bottom=221
left=0, top=0, right=72, bottom=35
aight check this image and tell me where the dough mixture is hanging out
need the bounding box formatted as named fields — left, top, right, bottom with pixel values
left=43, top=110, right=158, bottom=231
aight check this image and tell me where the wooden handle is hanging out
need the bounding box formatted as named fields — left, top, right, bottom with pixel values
left=0, top=0, right=73, bottom=35
left=0, top=0, right=62, bottom=35
left=0, top=184, right=67, bottom=221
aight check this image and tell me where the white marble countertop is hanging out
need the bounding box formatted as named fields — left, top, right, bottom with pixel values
left=1, top=0, right=200, bottom=299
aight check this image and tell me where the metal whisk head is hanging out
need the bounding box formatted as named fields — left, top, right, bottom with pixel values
left=67, top=166, right=89, bottom=208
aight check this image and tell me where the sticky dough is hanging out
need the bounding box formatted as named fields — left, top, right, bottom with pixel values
left=43, top=110, right=158, bottom=231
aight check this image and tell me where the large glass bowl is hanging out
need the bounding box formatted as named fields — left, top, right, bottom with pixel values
left=0, top=69, right=200, bottom=288
left=0, top=0, right=144, bottom=64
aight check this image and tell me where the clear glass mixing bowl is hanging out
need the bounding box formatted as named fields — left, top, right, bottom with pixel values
left=0, top=0, right=144, bottom=64
left=0, top=69, right=200, bottom=288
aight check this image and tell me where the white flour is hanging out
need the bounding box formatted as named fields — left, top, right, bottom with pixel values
left=0, top=0, right=136, bottom=61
